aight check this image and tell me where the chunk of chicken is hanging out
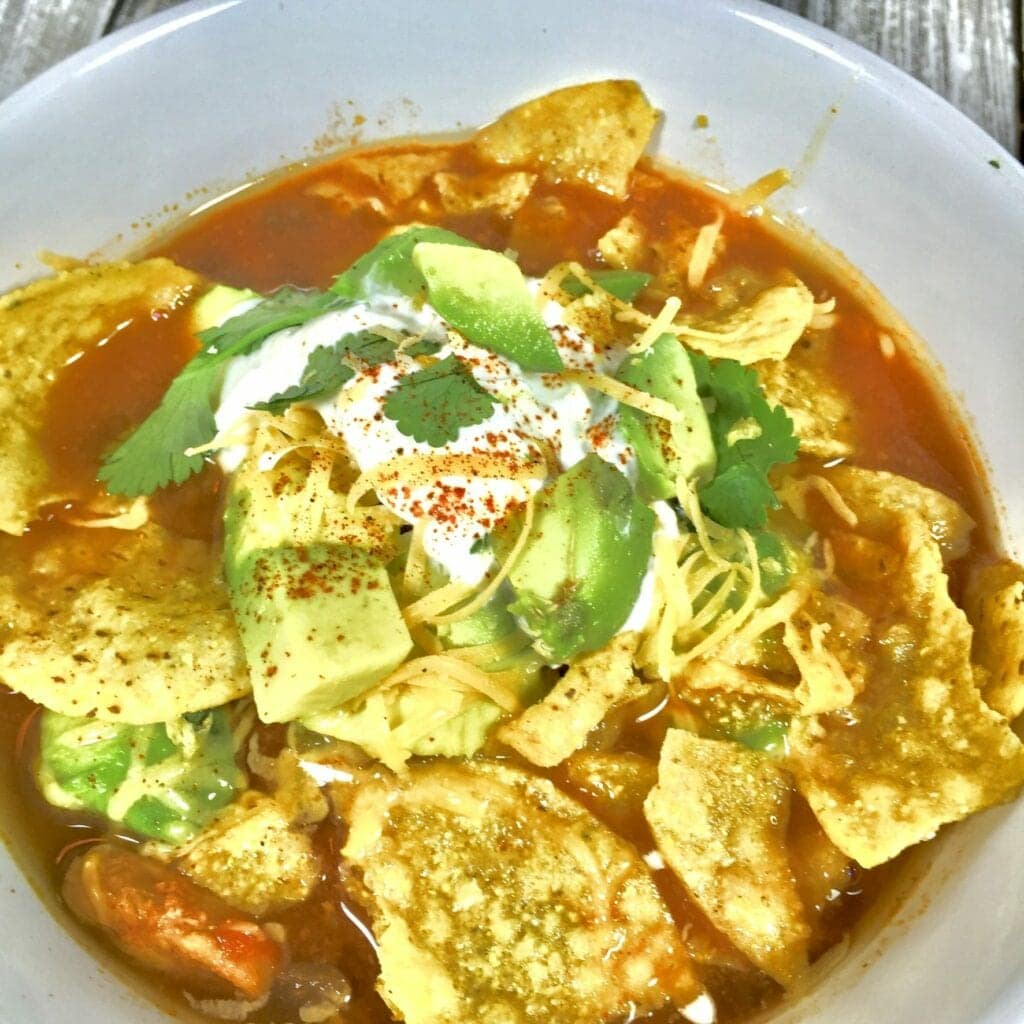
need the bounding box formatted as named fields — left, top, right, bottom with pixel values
left=63, top=844, right=282, bottom=998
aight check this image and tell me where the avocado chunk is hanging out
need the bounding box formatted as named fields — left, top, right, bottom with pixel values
left=506, top=454, right=654, bottom=663
left=331, top=225, right=476, bottom=300
left=191, top=284, right=261, bottom=333
left=616, top=333, right=716, bottom=501
left=412, top=242, right=564, bottom=372
left=224, top=456, right=412, bottom=723
left=37, top=708, right=242, bottom=846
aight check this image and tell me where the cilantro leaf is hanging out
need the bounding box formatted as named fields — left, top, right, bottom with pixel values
left=562, top=268, right=652, bottom=302
left=251, top=329, right=399, bottom=415
left=383, top=355, right=498, bottom=446
left=691, top=354, right=799, bottom=529
left=99, top=287, right=349, bottom=496
left=331, top=226, right=476, bottom=300
left=251, top=346, right=355, bottom=415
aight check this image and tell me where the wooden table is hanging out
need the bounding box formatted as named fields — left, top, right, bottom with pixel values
left=0, top=0, right=1020, bottom=156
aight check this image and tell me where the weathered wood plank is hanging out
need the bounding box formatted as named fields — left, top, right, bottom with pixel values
left=0, top=0, right=117, bottom=100
left=1, top=0, right=1020, bottom=156
left=776, top=0, right=1020, bottom=152
left=108, top=0, right=182, bottom=31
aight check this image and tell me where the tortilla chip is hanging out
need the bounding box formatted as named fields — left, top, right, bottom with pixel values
left=964, top=560, right=1024, bottom=721
left=473, top=80, right=658, bottom=197
left=789, top=528, right=1024, bottom=868
left=498, top=634, right=645, bottom=767
left=175, top=793, right=320, bottom=917
left=433, top=170, right=536, bottom=216
left=342, top=760, right=696, bottom=1024
left=756, top=356, right=854, bottom=459
left=0, top=524, right=249, bottom=723
left=679, top=658, right=800, bottom=708
left=785, top=594, right=870, bottom=714
left=827, top=466, right=974, bottom=563
left=343, top=148, right=451, bottom=205
left=0, top=259, right=199, bottom=534
left=644, top=730, right=810, bottom=985
left=676, top=282, right=815, bottom=364
left=597, top=214, right=648, bottom=268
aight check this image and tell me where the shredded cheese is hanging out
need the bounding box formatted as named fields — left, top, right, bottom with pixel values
left=376, top=655, right=521, bottom=713
left=732, top=167, right=792, bottom=211
left=346, top=450, right=546, bottom=514
left=562, top=369, right=683, bottom=422
left=687, top=211, right=724, bottom=290
left=777, top=475, right=858, bottom=527
left=628, top=295, right=683, bottom=353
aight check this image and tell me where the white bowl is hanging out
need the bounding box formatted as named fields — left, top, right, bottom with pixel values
left=1, top=1, right=1023, bottom=1021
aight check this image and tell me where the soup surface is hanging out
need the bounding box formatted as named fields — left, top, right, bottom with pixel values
left=1, top=81, right=1023, bottom=1024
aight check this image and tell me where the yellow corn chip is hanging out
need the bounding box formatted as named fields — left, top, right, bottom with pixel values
left=644, top=729, right=810, bottom=986
left=827, top=465, right=974, bottom=563
left=433, top=170, right=536, bottom=216
left=0, top=259, right=199, bottom=535
left=756, top=356, right=855, bottom=459
left=0, top=524, right=249, bottom=722
left=474, top=80, right=659, bottom=197
left=964, top=560, right=1024, bottom=721
left=785, top=594, right=870, bottom=714
left=344, top=148, right=451, bottom=205
left=673, top=282, right=815, bottom=364
left=498, top=634, right=644, bottom=767
left=343, top=759, right=696, bottom=1024
left=789, top=527, right=1024, bottom=868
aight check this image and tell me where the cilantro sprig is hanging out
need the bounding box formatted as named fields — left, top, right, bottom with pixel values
left=383, top=355, right=498, bottom=446
left=99, top=287, right=350, bottom=497
left=561, top=268, right=652, bottom=302
left=692, top=355, right=799, bottom=529
left=251, top=330, right=400, bottom=415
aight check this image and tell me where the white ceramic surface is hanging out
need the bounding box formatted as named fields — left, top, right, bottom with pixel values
left=1, top=1, right=1023, bottom=1021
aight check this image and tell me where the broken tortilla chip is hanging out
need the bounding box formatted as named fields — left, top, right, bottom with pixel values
left=788, top=526, right=1024, bottom=868
left=0, top=524, right=249, bottom=723
left=964, top=560, right=1024, bottom=721
left=342, top=759, right=696, bottom=1024
left=756, top=355, right=855, bottom=459
left=343, top=148, right=451, bottom=205
left=473, top=80, right=658, bottom=198
left=672, top=282, right=815, bottom=364
left=785, top=594, right=870, bottom=715
left=498, top=634, right=645, bottom=767
left=644, top=729, right=810, bottom=986
left=826, top=465, right=974, bottom=563
left=433, top=169, right=536, bottom=216
left=0, top=259, right=199, bottom=534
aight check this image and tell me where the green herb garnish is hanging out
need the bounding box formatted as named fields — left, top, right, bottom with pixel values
left=383, top=354, right=498, bottom=446
left=251, top=329, right=401, bottom=415
left=692, top=355, right=798, bottom=529
left=562, top=267, right=652, bottom=302
left=99, top=287, right=350, bottom=496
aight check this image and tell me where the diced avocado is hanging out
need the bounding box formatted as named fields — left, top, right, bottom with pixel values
left=616, top=333, right=716, bottom=501
left=224, top=456, right=412, bottom=724
left=37, top=708, right=242, bottom=846
left=506, top=454, right=654, bottom=664
left=331, top=225, right=476, bottom=300
left=412, top=242, right=564, bottom=372
left=191, top=284, right=261, bottom=333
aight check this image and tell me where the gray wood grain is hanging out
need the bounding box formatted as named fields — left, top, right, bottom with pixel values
left=0, top=0, right=1020, bottom=156
left=776, top=0, right=1021, bottom=153
left=108, top=0, right=180, bottom=31
left=0, top=0, right=117, bottom=100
